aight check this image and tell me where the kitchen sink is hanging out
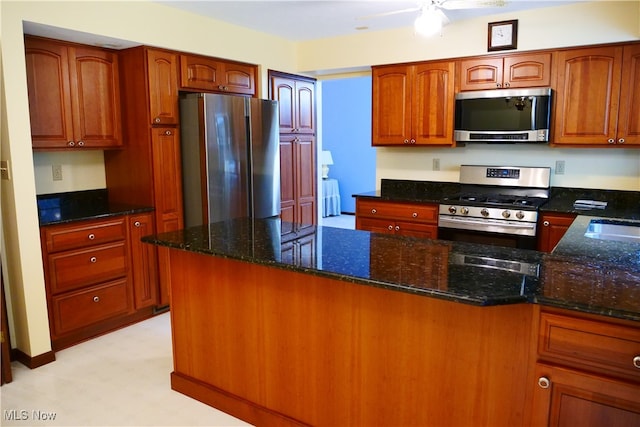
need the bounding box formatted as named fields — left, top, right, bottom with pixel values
left=584, top=219, right=640, bottom=243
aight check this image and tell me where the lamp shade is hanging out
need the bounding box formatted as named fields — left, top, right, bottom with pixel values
left=321, top=150, right=334, bottom=165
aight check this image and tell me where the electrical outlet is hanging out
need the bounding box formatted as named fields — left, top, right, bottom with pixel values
left=555, top=160, right=565, bottom=175
left=52, top=164, right=63, bottom=181
left=433, top=158, right=440, bottom=171
left=0, top=160, right=10, bottom=180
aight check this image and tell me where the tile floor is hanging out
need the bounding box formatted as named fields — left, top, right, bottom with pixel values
left=0, top=313, right=250, bottom=426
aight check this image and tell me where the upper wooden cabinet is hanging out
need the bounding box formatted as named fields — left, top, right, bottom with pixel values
left=271, top=74, right=316, bottom=135
left=147, top=49, right=179, bottom=126
left=25, top=36, right=122, bottom=150
left=372, top=61, right=455, bottom=146
left=553, top=43, right=640, bottom=146
left=179, top=54, right=256, bottom=96
left=459, top=52, right=551, bottom=91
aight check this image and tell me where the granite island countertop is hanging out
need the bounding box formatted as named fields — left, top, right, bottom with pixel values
left=143, top=216, right=640, bottom=322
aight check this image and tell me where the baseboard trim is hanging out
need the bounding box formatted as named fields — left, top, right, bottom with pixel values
left=11, top=348, right=56, bottom=369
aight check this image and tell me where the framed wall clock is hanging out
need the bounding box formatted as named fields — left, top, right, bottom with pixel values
left=488, top=19, right=518, bottom=52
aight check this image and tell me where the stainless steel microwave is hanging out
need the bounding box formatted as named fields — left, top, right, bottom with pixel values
left=454, top=88, right=552, bottom=143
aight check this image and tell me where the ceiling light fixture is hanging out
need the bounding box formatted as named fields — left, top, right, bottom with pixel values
left=414, top=4, right=444, bottom=37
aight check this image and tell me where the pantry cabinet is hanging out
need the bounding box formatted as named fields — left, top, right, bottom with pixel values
left=536, top=213, right=576, bottom=252
left=25, top=36, right=122, bottom=149
left=179, top=54, right=257, bottom=95
left=147, top=49, right=180, bottom=125
left=271, top=73, right=316, bottom=135
left=459, top=52, right=551, bottom=91
left=356, top=199, right=439, bottom=239
left=528, top=309, right=640, bottom=426
left=553, top=43, right=640, bottom=146
left=372, top=61, right=455, bottom=146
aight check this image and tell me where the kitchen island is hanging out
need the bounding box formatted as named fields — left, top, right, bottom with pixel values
left=143, top=217, right=640, bottom=426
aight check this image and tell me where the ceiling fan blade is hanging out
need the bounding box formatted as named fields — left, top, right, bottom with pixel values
left=439, top=0, right=508, bottom=10
left=358, top=6, right=421, bottom=21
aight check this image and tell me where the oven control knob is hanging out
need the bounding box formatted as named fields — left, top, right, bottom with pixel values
left=448, top=206, right=457, bottom=214
left=502, top=210, right=511, bottom=219
left=516, top=211, right=525, bottom=220
left=480, top=208, right=489, bottom=217
left=460, top=207, right=469, bottom=215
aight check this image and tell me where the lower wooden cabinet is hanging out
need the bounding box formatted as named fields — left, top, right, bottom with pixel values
left=41, top=214, right=158, bottom=349
left=529, top=309, right=640, bottom=426
left=355, top=198, right=438, bottom=239
left=537, top=213, right=577, bottom=252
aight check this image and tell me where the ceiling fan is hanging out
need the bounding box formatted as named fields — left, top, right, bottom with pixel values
left=362, top=0, right=508, bottom=37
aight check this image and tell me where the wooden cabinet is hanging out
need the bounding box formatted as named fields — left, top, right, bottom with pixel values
left=105, top=46, right=182, bottom=307
left=529, top=309, right=640, bottom=426
left=41, top=217, right=135, bottom=348
left=537, top=213, right=576, bottom=252
left=356, top=198, right=438, bottom=239
left=553, top=43, right=640, bottom=146
left=459, top=52, right=551, bottom=91
left=179, top=54, right=256, bottom=95
left=270, top=71, right=317, bottom=226
left=25, top=36, right=122, bottom=149
left=372, top=61, right=455, bottom=146
left=128, top=213, right=158, bottom=310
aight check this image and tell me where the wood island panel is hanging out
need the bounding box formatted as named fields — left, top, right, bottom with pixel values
left=167, top=248, right=534, bottom=426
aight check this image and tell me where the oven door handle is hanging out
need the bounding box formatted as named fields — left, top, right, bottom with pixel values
left=439, top=217, right=536, bottom=230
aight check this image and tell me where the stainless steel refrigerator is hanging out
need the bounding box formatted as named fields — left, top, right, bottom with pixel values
left=180, top=93, right=280, bottom=227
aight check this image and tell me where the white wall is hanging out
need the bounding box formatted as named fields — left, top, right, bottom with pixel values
left=1, top=0, right=640, bottom=358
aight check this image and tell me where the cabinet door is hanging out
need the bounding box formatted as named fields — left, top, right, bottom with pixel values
left=147, top=49, right=179, bottom=125
left=71, top=46, right=122, bottom=148
left=537, top=213, right=576, bottom=252
left=412, top=61, right=455, bottom=145
left=553, top=46, right=623, bottom=145
left=459, top=57, right=503, bottom=91
left=295, top=135, right=316, bottom=226
left=503, top=53, right=551, bottom=88
left=25, top=37, right=74, bottom=148
left=617, top=44, right=640, bottom=145
left=395, top=222, right=438, bottom=239
left=294, top=80, right=315, bottom=134
left=221, top=62, right=256, bottom=96
left=529, top=364, right=640, bottom=427
left=179, top=54, right=221, bottom=91
left=357, top=217, right=394, bottom=234
left=279, top=136, right=296, bottom=222
left=129, top=213, right=158, bottom=309
left=272, top=76, right=296, bottom=133
left=372, top=65, right=412, bottom=145
left=151, top=128, right=183, bottom=233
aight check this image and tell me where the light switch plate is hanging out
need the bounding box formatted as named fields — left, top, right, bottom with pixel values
left=0, top=160, right=10, bottom=180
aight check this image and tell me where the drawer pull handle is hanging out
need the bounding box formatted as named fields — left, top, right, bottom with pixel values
left=90, top=256, right=97, bottom=263
left=412, top=212, right=418, bottom=218
left=538, top=377, right=550, bottom=389
left=93, top=296, right=100, bottom=303
left=164, top=130, right=172, bottom=136
left=633, top=356, right=640, bottom=369
left=371, top=209, right=377, bottom=214
left=88, top=233, right=95, bottom=240
left=134, top=221, right=141, bottom=227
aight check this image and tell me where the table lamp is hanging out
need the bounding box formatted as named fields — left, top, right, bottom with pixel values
left=321, top=150, right=334, bottom=179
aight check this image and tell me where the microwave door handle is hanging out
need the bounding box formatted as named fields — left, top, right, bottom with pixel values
left=530, top=96, right=537, bottom=129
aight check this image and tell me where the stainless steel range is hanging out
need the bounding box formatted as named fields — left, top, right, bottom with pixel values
left=438, top=165, right=551, bottom=249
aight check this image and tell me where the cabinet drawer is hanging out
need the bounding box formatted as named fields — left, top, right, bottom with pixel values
left=539, top=311, right=640, bottom=381
left=48, top=242, right=128, bottom=294
left=357, top=200, right=438, bottom=223
left=52, top=278, right=133, bottom=335
left=44, top=218, right=127, bottom=253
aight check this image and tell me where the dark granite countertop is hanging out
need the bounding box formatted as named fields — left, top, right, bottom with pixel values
left=143, top=216, right=640, bottom=322
left=37, top=189, right=154, bottom=226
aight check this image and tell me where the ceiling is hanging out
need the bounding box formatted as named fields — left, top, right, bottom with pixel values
left=155, top=0, right=579, bottom=41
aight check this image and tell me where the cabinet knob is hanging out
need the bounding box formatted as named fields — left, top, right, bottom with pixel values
left=68, top=141, right=75, bottom=147
left=395, top=225, right=400, bottom=231
left=388, top=225, right=393, bottom=230
left=608, top=138, right=615, bottom=144
left=504, top=82, right=510, bottom=87
left=403, top=139, right=409, bottom=144
left=537, top=377, right=550, bottom=389
left=543, top=221, right=550, bottom=227
left=93, top=296, right=100, bottom=303
left=618, top=138, right=625, bottom=144
left=77, top=141, right=85, bottom=147
left=496, top=83, right=501, bottom=88
left=410, top=139, right=416, bottom=144
left=412, top=212, right=418, bottom=218
left=88, top=233, right=96, bottom=240
left=90, top=256, right=97, bottom=263
left=371, top=209, right=377, bottom=214
left=164, top=130, right=172, bottom=136
left=633, top=355, right=640, bottom=369
left=134, top=221, right=141, bottom=227
left=154, top=117, right=161, bottom=123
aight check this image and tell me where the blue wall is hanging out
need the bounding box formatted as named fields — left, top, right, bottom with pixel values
left=322, top=76, right=376, bottom=213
